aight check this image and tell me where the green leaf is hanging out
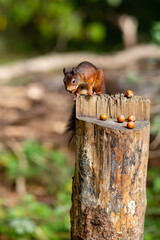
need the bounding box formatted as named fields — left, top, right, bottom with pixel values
left=39, top=18, right=54, bottom=39
left=86, top=22, right=106, bottom=43
left=23, top=140, right=46, bottom=157
left=151, top=21, right=160, bottom=45
left=50, top=150, right=67, bottom=166
left=28, top=201, right=53, bottom=219
left=153, top=177, right=160, bottom=193
left=106, top=0, right=123, bottom=7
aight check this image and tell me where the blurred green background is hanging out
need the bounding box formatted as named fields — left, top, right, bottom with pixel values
left=0, top=0, right=160, bottom=239
left=0, top=0, right=160, bottom=56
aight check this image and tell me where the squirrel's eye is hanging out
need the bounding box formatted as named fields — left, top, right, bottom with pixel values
left=72, top=79, right=76, bottom=84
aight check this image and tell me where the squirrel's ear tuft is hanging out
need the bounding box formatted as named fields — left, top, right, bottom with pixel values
left=63, top=68, right=67, bottom=75
left=72, top=67, right=77, bottom=75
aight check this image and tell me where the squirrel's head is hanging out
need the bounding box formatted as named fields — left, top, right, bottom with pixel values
left=63, top=67, right=82, bottom=93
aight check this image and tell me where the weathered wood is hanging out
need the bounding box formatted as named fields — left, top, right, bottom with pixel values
left=76, top=94, right=150, bottom=121
left=71, top=95, right=150, bottom=240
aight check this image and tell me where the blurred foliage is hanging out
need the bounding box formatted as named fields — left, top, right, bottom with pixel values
left=144, top=169, right=160, bottom=240
left=0, top=140, right=73, bottom=193
left=0, top=140, right=73, bottom=239
left=0, top=0, right=160, bottom=54
left=151, top=21, right=160, bottom=45
left=0, top=194, right=71, bottom=240
left=151, top=116, right=160, bottom=136
left=106, top=0, right=123, bottom=7
left=86, top=22, right=106, bottom=43
left=0, top=0, right=83, bottom=53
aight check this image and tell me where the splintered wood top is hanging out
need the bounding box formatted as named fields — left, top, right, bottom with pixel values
left=77, top=116, right=150, bottom=131
left=76, top=94, right=150, bottom=121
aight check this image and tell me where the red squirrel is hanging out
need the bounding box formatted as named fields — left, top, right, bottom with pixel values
left=63, top=61, right=104, bottom=98
left=63, top=61, right=105, bottom=143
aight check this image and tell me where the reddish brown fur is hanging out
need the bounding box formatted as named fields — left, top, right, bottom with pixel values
left=63, top=61, right=105, bottom=98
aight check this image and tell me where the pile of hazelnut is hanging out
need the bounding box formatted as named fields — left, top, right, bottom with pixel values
left=117, top=114, right=135, bottom=129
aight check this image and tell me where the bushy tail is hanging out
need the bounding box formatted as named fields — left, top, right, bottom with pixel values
left=64, top=102, right=76, bottom=145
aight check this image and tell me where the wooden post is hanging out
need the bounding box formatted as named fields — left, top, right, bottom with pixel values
left=70, top=94, right=150, bottom=240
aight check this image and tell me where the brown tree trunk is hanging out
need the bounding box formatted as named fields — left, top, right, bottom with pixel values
left=71, top=95, right=150, bottom=240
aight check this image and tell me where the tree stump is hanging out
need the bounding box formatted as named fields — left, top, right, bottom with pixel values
left=70, top=94, right=150, bottom=240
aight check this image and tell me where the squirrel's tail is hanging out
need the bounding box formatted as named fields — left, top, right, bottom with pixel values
left=64, top=101, right=76, bottom=145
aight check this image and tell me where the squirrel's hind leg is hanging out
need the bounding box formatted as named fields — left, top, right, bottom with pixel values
left=94, top=69, right=105, bottom=94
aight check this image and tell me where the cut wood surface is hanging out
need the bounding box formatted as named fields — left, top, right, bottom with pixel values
left=77, top=116, right=149, bottom=131
left=71, top=94, right=150, bottom=240
left=0, top=44, right=160, bottom=82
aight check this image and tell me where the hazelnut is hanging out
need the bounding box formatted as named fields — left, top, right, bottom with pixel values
left=128, top=115, right=136, bottom=122
left=117, top=115, right=125, bottom=123
left=127, top=121, right=135, bottom=129
left=100, top=113, right=108, bottom=121
left=125, top=90, right=134, bottom=98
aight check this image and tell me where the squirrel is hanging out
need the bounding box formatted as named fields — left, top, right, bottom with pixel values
left=63, top=61, right=105, bottom=143
left=63, top=61, right=104, bottom=98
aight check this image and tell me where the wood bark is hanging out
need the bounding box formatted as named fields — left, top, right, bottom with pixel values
left=71, top=95, right=150, bottom=240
